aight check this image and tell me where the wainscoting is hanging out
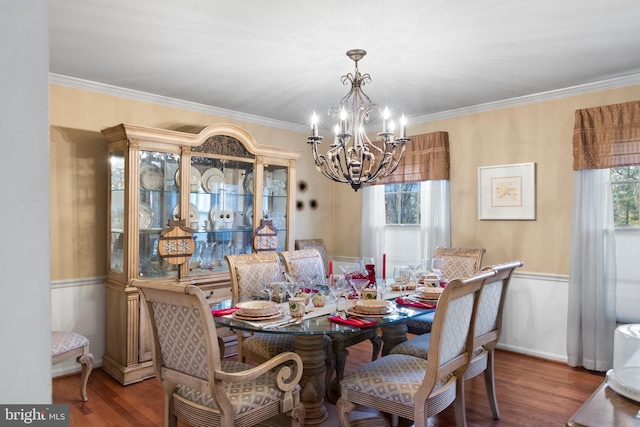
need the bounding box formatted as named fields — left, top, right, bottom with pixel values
left=50, top=271, right=571, bottom=378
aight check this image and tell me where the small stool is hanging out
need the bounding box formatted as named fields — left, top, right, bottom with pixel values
left=51, top=331, right=94, bottom=401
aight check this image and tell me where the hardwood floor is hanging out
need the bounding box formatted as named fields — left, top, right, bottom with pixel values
left=53, top=342, right=605, bottom=427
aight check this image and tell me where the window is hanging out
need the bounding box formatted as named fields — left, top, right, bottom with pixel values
left=384, top=183, right=420, bottom=225
left=611, top=166, right=639, bottom=227
left=611, top=166, right=640, bottom=323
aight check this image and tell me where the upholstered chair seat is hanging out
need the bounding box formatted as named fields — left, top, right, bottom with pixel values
left=389, top=261, right=523, bottom=421
left=134, top=280, right=305, bottom=427
left=337, top=270, right=497, bottom=427
left=51, top=331, right=93, bottom=401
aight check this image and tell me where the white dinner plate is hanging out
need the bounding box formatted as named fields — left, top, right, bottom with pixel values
left=140, top=164, right=163, bottom=190
left=175, top=166, right=203, bottom=193
left=201, top=167, right=225, bottom=193
left=243, top=172, right=254, bottom=195
left=139, top=203, right=153, bottom=229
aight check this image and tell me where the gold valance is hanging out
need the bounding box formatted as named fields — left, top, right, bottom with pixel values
left=372, top=131, right=450, bottom=184
left=573, top=101, right=640, bottom=170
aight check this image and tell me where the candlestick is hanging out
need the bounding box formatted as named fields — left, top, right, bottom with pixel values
left=382, top=253, right=386, bottom=280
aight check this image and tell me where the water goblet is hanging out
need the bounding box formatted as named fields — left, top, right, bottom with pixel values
left=394, top=265, right=410, bottom=296
left=330, top=275, right=348, bottom=314
left=431, top=257, right=444, bottom=279
left=263, top=281, right=276, bottom=302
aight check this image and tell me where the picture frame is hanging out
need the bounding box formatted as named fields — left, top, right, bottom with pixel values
left=478, top=162, right=536, bottom=220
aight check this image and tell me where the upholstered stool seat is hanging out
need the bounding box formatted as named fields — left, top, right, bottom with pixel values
left=51, top=331, right=94, bottom=401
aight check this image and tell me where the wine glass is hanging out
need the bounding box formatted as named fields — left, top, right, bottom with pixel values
left=330, top=275, right=348, bottom=314
left=431, top=257, right=444, bottom=279
left=262, top=281, right=275, bottom=302
left=394, top=265, right=410, bottom=296
left=349, top=277, right=370, bottom=301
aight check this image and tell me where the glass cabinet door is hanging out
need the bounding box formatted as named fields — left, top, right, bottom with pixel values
left=263, top=164, right=288, bottom=252
left=138, top=150, right=180, bottom=278
left=109, top=151, right=125, bottom=273
left=187, top=156, right=255, bottom=276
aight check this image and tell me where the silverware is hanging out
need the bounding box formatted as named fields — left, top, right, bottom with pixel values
left=262, top=318, right=303, bottom=329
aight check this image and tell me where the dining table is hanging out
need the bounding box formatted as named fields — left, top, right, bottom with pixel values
left=212, top=290, right=436, bottom=425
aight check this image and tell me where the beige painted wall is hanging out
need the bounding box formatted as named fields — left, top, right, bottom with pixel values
left=49, top=84, right=333, bottom=281
left=333, top=84, right=640, bottom=275
left=50, top=83, right=640, bottom=281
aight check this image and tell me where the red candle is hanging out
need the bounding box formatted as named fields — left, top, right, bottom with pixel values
left=328, top=260, right=333, bottom=275
left=382, top=254, right=386, bottom=279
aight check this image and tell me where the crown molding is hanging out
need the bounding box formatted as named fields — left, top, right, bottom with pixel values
left=49, top=73, right=308, bottom=133
left=50, top=72, right=640, bottom=132
left=412, top=73, right=640, bottom=124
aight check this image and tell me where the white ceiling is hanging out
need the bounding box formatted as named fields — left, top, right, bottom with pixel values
left=49, top=0, right=640, bottom=132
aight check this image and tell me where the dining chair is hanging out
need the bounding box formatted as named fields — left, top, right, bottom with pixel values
left=295, top=238, right=330, bottom=277
left=134, top=280, right=305, bottom=427
left=279, top=248, right=382, bottom=399
left=389, top=260, right=523, bottom=420
left=225, top=252, right=297, bottom=364
left=406, top=246, right=486, bottom=335
left=337, top=269, right=496, bottom=427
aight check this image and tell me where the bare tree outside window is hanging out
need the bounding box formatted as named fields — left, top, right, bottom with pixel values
left=611, top=166, right=640, bottom=227
left=384, top=183, right=420, bottom=224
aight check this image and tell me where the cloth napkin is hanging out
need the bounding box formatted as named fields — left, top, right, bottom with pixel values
left=211, top=307, right=238, bottom=317
left=328, top=316, right=376, bottom=327
left=395, top=298, right=436, bottom=309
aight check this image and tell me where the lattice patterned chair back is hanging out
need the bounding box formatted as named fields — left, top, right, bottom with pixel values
left=224, top=252, right=297, bottom=364
left=226, top=252, right=282, bottom=299
left=279, top=248, right=326, bottom=285
left=295, top=239, right=330, bottom=277
left=389, top=260, right=523, bottom=421
left=435, top=246, right=486, bottom=280
left=405, top=246, right=486, bottom=336
left=134, top=280, right=305, bottom=427
left=337, top=269, right=496, bottom=427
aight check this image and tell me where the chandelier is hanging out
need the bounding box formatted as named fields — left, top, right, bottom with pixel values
left=307, top=49, right=409, bottom=191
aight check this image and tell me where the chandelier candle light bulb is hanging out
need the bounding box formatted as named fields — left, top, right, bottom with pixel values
left=306, top=49, right=410, bottom=191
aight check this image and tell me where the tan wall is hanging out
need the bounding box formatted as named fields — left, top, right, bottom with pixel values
left=334, top=84, right=640, bottom=275
left=50, top=83, right=640, bottom=280
left=49, top=84, right=332, bottom=281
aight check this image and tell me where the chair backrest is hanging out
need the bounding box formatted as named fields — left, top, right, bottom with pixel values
left=434, top=246, right=486, bottom=279
left=279, top=249, right=326, bottom=285
left=225, top=252, right=282, bottom=299
left=134, top=280, right=234, bottom=415
left=294, top=239, right=329, bottom=277
left=416, top=269, right=497, bottom=400
left=475, top=260, right=523, bottom=350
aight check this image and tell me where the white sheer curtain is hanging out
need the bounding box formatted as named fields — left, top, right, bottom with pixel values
left=360, top=184, right=386, bottom=269
left=360, top=181, right=451, bottom=269
left=567, top=169, right=617, bottom=371
left=420, top=180, right=451, bottom=260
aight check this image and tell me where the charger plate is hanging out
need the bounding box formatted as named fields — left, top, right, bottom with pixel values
left=347, top=307, right=395, bottom=318
left=232, top=311, right=284, bottom=321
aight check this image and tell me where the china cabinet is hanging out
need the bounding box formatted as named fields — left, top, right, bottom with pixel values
left=101, top=123, right=300, bottom=385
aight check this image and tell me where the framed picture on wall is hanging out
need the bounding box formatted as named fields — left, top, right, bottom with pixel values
left=478, top=162, right=536, bottom=220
